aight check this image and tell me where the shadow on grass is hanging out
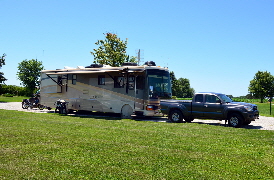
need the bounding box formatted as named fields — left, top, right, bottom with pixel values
left=54, top=110, right=170, bottom=122
left=33, top=108, right=264, bottom=129
left=191, top=120, right=263, bottom=129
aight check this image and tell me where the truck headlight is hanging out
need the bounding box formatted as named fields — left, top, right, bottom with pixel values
left=244, top=105, right=253, bottom=112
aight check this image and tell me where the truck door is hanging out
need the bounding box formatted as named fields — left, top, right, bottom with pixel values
left=203, top=94, right=223, bottom=119
left=191, top=94, right=205, bottom=118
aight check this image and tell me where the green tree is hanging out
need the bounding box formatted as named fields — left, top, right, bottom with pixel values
left=170, top=71, right=178, bottom=96
left=248, top=71, right=274, bottom=103
left=0, top=53, right=7, bottom=84
left=17, top=59, right=44, bottom=96
left=91, top=33, right=136, bottom=67
left=176, top=78, right=195, bottom=98
left=170, top=71, right=195, bottom=98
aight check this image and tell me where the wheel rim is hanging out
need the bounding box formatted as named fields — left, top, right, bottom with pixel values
left=172, top=113, right=180, bottom=122
left=22, top=103, right=28, bottom=109
left=230, top=117, right=239, bottom=127
left=121, top=105, right=133, bottom=119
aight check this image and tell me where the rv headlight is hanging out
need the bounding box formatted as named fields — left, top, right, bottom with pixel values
left=146, top=105, right=154, bottom=111
left=244, top=105, right=253, bottom=112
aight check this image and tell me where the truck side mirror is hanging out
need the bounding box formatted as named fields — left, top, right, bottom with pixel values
left=216, top=100, right=222, bottom=104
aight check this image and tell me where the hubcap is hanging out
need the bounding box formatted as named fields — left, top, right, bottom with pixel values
left=230, top=117, right=239, bottom=126
left=22, top=103, right=28, bottom=109
left=172, top=113, right=180, bottom=122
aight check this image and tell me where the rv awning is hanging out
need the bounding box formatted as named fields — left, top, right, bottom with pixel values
left=45, top=70, right=119, bottom=75
left=45, top=69, right=144, bottom=75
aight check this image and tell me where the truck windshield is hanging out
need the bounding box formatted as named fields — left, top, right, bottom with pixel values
left=147, top=69, right=172, bottom=99
left=218, top=94, right=233, bottom=103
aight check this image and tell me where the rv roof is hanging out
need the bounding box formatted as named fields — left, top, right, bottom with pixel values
left=42, top=65, right=168, bottom=74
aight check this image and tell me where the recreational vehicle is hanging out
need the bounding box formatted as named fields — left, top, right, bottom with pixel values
left=39, top=61, right=172, bottom=118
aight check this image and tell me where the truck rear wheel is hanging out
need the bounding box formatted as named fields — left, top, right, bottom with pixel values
left=228, top=113, right=243, bottom=128
left=169, top=110, right=183, bottom=123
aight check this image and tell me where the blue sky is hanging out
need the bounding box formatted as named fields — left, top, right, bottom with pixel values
left=1, top=0, right=274, bottom=97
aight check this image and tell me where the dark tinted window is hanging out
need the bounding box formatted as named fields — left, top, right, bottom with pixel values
left=195, top=94, right=203, bottom=102
left=98, top=75, right=105, bottom=85
left=114, top=76, right=124, bottom=88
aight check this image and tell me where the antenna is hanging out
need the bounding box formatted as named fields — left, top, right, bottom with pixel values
left=136, top=49, right=144, bottom=65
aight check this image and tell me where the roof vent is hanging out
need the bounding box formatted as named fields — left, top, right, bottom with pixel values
left=122, top=62, right=138, bottom=66
left=85, top=64, right=103, bottom=68
left=144, top=61, right=156, bottom=66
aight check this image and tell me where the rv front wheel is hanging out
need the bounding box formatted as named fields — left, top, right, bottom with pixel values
left=121, top=105, right=133, bottom=119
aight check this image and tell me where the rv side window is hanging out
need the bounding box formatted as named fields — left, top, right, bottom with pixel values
left=128, top=75, right=135, bottom=90
left=114, top=76, right=124, bottom=88
left=136, top=76, right=144, bottom=90
left=72, top=74, right=77, bottom=85
left=98, top=75, right=105, bottom=85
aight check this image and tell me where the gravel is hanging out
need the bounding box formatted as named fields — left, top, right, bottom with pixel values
left=1, top=102, right=273, bottom=130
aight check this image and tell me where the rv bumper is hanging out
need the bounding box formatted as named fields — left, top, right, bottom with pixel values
left=142, top=110, right=163, bottom=117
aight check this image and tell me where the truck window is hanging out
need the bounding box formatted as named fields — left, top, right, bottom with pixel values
left=205, top=95, right=220, bottom=103
left=195, top=94, right=203, bottom=103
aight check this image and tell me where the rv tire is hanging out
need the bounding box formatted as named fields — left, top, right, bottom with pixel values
left=121, top=105, right=133, bottom=119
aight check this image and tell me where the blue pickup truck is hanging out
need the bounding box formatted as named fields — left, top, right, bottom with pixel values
left=160, top=92, right=259, bottom=127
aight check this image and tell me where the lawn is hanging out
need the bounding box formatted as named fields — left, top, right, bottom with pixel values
left=0, top=96, right=30, bottom=102
left=255, top=102, right=274, bottom=117
left=0, top=110, right=273, bottom=179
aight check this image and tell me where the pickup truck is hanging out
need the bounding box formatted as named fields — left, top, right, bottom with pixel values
left=160, top=92, right=259, bottom=127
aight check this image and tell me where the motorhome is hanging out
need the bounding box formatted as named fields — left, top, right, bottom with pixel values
left=39, top=61, right=172, bottom=118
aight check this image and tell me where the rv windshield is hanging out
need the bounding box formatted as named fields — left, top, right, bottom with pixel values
left=147, top=69, right=172, bottom=99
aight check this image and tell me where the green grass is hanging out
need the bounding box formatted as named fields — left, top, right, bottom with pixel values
left=0, top=110, right=273, bottom=179
left=0, top=96, right=30, bottom=102
left=255, top=102, right=274, bottom=117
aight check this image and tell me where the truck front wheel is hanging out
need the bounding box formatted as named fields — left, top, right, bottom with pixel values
left=228, top=113, right=243, bottom=128
left=169, top=110, right=183, bottom=123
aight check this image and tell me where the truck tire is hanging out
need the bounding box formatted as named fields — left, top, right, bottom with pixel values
left=169, top=110, right=183, bottom=123
left=228, top=113, right=243, bottom=128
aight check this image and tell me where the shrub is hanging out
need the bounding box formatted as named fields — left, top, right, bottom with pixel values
left=0, top=85, right=29, bottom=96
left=2, top=93, right=14, bottom=97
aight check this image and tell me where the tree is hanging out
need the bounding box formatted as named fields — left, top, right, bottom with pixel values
left=170, top=71, right=178, bottom=96
left=170, top=71, right=195, bottom=98
left=176, top=78, right=195, bottom=98
left=0, top=53, right=7, bottom=84
left=17, top=59, right=44, bottom=96
left=91, top=33, right=136, bottom=67
left=248, top=71, right=274, bottom=103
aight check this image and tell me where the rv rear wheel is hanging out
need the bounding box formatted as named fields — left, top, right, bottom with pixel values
left=121, top=105, right=133, bottom=119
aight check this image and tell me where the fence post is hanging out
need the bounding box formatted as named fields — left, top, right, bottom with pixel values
left=269, top=97, right=272, bottom=115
